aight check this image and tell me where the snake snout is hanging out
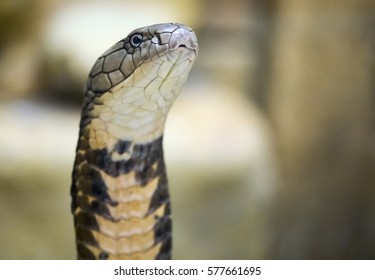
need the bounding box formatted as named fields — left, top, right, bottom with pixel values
left=169, top=26, right=198, bottom=53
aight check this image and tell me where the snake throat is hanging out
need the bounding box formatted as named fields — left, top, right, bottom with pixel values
left=71, top=23, right=198, bottom=259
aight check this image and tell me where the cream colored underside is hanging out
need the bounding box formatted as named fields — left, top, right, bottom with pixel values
left=87, top=51, right=194, bottom=152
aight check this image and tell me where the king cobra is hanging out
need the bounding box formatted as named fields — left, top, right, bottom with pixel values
left=70, top=23, right=198, bottom=259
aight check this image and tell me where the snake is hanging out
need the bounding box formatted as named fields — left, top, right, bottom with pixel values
left=70, top=23, right=198, bottom=260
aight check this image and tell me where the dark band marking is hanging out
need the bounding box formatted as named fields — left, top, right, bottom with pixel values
left=74, top=211, right=100, bottom=231
left=99, top=252, right=109, bottom=260
left=114, top=140, right=132, bottom=154
left=76, top=226, right=98, bottom=247
left=154, top=216, right=172, bottom=244
left=82, top=138, right=164, bottom=186
left=77, top=243, right=96, bottom=260
left=156, top=236, right=172, bottom=260
left=148, top=171, right=170, bottom=215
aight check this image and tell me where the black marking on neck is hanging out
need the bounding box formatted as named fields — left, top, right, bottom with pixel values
left=85, top=137, right=164, bottom=179
left=114, top=140, right=132, bottom=154
left=77, top=243, right=96, bottom=260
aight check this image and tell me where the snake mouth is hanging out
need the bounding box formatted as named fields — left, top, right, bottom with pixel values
left=177, top=43, right=198, bottom=55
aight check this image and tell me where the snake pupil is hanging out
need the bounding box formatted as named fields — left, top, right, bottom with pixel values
left=130, top=34, right=143, bottom=47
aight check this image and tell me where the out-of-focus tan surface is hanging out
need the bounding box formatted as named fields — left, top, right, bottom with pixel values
left=0, top=0, right=374, bottom=259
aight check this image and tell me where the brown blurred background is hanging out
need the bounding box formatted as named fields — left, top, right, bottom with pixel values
left=0, top=0, right=374, bottom=259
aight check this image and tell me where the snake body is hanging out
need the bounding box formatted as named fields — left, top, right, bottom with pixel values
left=71, top=23, right=198, bottom=259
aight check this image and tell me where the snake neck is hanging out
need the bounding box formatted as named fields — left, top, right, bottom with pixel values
left=71, top=61, right=182, bottom=259
left=72, top=117, right=172, bottom=259
left=80, top=67, right=178, bottom=149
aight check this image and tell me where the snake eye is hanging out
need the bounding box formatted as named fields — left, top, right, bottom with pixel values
left=130, top=34, right=143, bottom=47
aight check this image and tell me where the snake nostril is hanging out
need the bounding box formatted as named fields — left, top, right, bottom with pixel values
left=178, top=44, right=187, bottom=48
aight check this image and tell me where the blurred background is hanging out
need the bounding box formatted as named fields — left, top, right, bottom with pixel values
left=0, top=0, right=374, bottom=259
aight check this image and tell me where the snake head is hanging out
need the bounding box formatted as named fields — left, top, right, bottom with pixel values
left=86, top=23, right=198, bottom=95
